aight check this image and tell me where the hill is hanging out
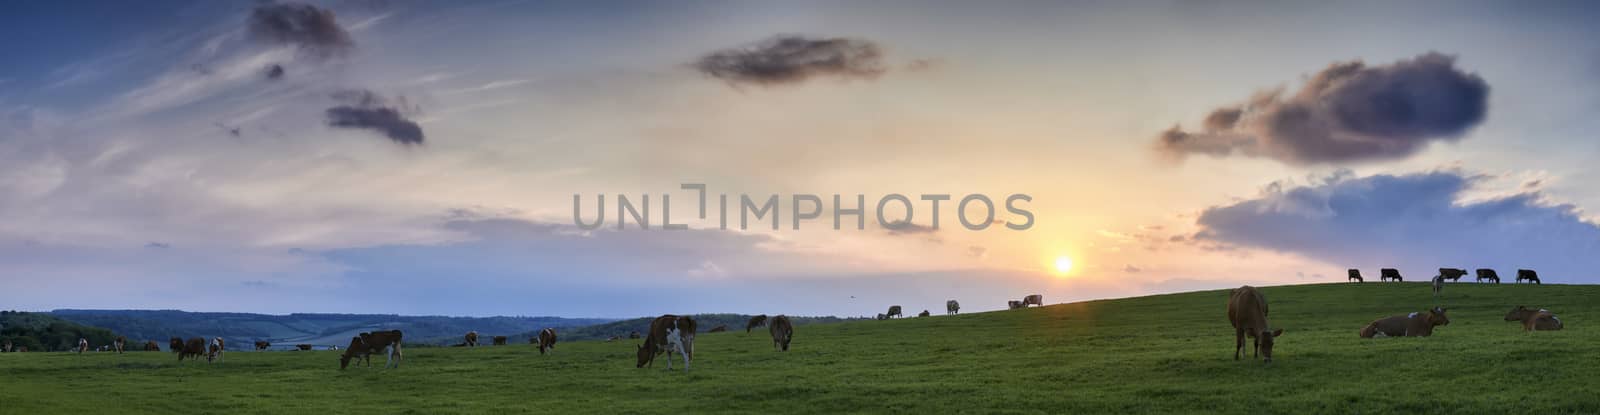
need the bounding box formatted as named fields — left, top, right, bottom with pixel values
left=504, top=313, right=856, bottom=343
left=48, top=309, right=613, bottom=349
left=0, top=311, right=119, bottom=352
left=3, top=282, right=1598, bottom=413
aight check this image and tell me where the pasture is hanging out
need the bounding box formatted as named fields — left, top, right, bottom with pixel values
left=2, top=282, right=1597, bottom=414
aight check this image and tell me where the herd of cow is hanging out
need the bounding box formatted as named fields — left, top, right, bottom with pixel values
left=1347, top=268, right=1543, bottom=284
left=870, top=294, right=1044, bottom=320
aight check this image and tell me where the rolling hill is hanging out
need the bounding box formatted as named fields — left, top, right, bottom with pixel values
left=47, top=309, right=613, bottom=349
left=4, top=282, right=1597, bottom=413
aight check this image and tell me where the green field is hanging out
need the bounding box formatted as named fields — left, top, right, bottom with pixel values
left=2, top=282, right=1597, bottom=414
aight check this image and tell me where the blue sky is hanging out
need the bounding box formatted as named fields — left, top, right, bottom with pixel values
left=3, top=1, right=1600, bottom=317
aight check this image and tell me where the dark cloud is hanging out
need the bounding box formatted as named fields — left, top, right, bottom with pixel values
left=324, top=90, right=424, bottom=145
left=144, top=242, right=171, bottom=249
left=1194, top=170, right=1600, bottom=280
left=1157, top=52, right=1489, bottom=165
left=694, top=35, right=886, bottom=86
left=249, top=2, right=354, bottom=59
left=265, top=64, right=285, bottom=80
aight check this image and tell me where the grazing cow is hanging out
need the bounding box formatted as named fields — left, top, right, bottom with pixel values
left=1023, top=294, right=1044, bottom=307
left=1007, top=300, right=1024, bottom=310
left=1438, top=268, right=1467, bottom=282
left=341, top=330, right=403, bottom=369
left=169, top=337, right=184, bottom=354
left=465, top=331, right=479, bottom=347
left=746, top=315, right=768, bottom=333
left=254, top=341, right=270, bottom=351
left=1226, top=286, right=1283, bottom=363
left=636, top=315, right=696, bottom=371
left=1517, top=269, right=1542, bottom=284
left=77, top=338, right=88, bottom=354
left=143, top=341, right=160, bottom=352
left=1505, top=306, right=1564, bottom=331
left=295, top=344, right=313, bottom=351
left=769, top=315, right=793, bottom=351
left=946, top=300, right=960, bottom=315
left=708, top=325, right=728, bottom=333
left=207, top=337, right=225, bottom=362
left=1359, top=307, right=1451, bottom=338
left=179, top=337, right=206, bottom=361
left=1379, top=268, right=1403, bottom=282
left=113, top=336, right=126, bottom=354
left=537, top=328, right=557, bottom=355
left=492, top=336, right=508, bottom=346
left=1476, top=268, right=1501, bottom=284
left=1432, top=274, right=1444, bottom=298
left=917, top=310, right=931, bottom=317
left=1347, top=269, right=1363, bottom=283
left=886, top=305, right=903, bottom=319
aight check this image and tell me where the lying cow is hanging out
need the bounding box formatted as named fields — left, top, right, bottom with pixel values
left=341, top=330, right=404, bottom=369
left=143, top=341, right=160, bottom=352
left=1359, top=307, right=1451, bottom=338
left=537, top=328, right=557, bottom=355
left=295, top=344, right=313, bottom=351
left=636, top=314, right=696, bottom=371
left=746, top=315, right=768, bottom=333
left=180, top=337, right=207, bottom=361
left=1505, top=306, right=1564, bottom=331
left=708, top=325, right=728, bottom=333
left=946, top=300, right=960, bottom=315
left=1226, top=285, right=1283, bottom=363
left=492, top=336, right=508, bottom=346
left=1007, top=300, right=1024, bottom=310
left=875, top=313, right=888, bottom=320
left=769, top=315, right=793, bottom=351
left=917, top=310, right=931, bottom=317
left=254, top=341, right=271, bottom=351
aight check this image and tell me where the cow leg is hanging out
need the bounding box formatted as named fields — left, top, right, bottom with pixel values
left=1233, top=327, right=1244, bottom=360
left=1252, top=335, right=1259, bottom=358
left=664, top=349, right=674, bottom=370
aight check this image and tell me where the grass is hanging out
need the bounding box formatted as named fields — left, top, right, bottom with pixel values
left=2, top=282, right=1598, bottom=414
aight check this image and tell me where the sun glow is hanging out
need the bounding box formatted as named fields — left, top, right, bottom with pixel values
left=1054, top=256, right=1074, bottom=273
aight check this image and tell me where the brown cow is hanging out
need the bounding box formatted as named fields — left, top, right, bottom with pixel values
left=341, top=330, right=403, bottom=369
left=708, top=325, right=728, bottom=333
left=1347, top=269, right=1363, bottom=283
left=295, top=344, right=313, bottom=351
left=492, top=336, right=508, bottom=346
left=1226, top=286, right=1283, bottom=363
left=179, top=337, right=206, bottom=361
left=254, top=341, right=271, bottom=351
left=1380, top=268, right=1403, bottom=282
left=170, top=337, right=184, bottom=354
left=628, top=331, right=641, bottom=339
left=917, top=310, right=931, bottom=317
left=465, top=331, right=479, bottom=347
left=1505, top=306, right=1564, bottom=331
left=77, top=338, right=88, bottom=354
left=143, top=341, right=161, bottom=352
left=537, top=328, right=557, bottom=355
left=207, top=337, right=225, bottom=362
left=113, top=336, right=126, bottom=354
left=1516, top=269, right=1542, bottom=284
left=636, top=315, right=696, bottom=371
left=1359, top=307, right=1451, bottom=338
left=746, top=315, right=768, bottom=333
left=1476, top=268, right=1500, bottom=284
left=769, top=315, right=793, bottom=351
left=1022, top=294, right=1044, bottom=307
left=1438, top=268, right=1467, bottom=282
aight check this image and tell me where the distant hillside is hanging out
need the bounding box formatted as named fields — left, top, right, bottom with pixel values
left=506, top=313, right=859, bottom=343
left=49, top=309, right=613, bottom=350
left=1, top=311, right=119, bottom=352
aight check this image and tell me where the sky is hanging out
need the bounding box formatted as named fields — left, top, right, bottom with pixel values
left=3, top=1, right=1600, bottom=318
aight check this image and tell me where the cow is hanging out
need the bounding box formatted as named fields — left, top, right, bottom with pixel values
left=1023, top=294, right=1044, bottom=307
left=1347, top=269, right=1363, bottom=283
left=340, top=330, right=403, bottom=369
left=295, top=344, right=313, bottom=351
left=947, top=300, right=960, bottom=315
left=77, top=338, right=88, bottom=354
left=113, top=336, right=126, bottom=354
left=254, top=341, right=270, bottom=351
left=1379, top=268, right=1403, bottom=282
left=1226, top=286, right=1283, bottom=363
left=708, top=325, right=728, bottom=333
left=1476, top=268, right=1501, bottom=284
left=143, top=341, right=160, bottom=352
left=917, top=310, right=931, bottom=317
left=207, top=338, right=225, bottom=362
left=492, top=336, right=508, bottom=346
left=1505, top=306, right=1564, bottom=331
left=170, top=337, right=184, bottom=355
left=1007, top=300, right=1024, bottom=310
left=2, top=340, right=9, bottom=353
left=465, top=331, right=479, bottom=347
left=1359, top=307, right=1450, bottom=338
left=886, top=305, right=903, bottom=319
left=537, top=328, right=557, bottom=355
left=876, top=313, right=888, bottom=320
left=606, top=336, right=620, bottom=342
left=628, top=331, right=641, bottom=339
left=1438, top=268, right=1467, bottom=282
left=179, top=337, right=206, bottom=361
left=636, top=315, right=696, bottom=371
left=769, top=315, right=793, bottom=351
left=1432, top=274, right=1444, bottom=298
left=746, top=315, right=768, bottom=333
left=15, top=347, right=25, bottom=352
left=1517, top=269, right=1542, bottom=284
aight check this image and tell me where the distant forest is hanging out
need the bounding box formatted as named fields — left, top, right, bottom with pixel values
left=1, top=311, right=119, bottom=352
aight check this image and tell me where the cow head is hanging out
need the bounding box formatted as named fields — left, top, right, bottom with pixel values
left=1429, top=307, right=1451, bottom=326
left=1505, top=306, right=1530, bottom=321
left=635, top=344, right=654, bottom=368
left=1258, top=329, right=1284, bottom=363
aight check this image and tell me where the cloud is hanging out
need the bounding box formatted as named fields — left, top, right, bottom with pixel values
left=248, top=2, right=355, bottom=59
left=1193, top=170, right=1600, bottom=281
left=144, top=242, right=171, bottom=249
left=324, top=90, right=425, bottom=145
left=1157, top=52, right=1489, bottom=165
left=694, top=35, right=886, bottom=86
left=1124, top=264, right=1142, bottom=273
left=265, top=64, right=285, bottom=80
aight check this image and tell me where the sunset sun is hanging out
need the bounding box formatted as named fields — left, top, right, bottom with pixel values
left=1054, top=256, right=1074, bottom=273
